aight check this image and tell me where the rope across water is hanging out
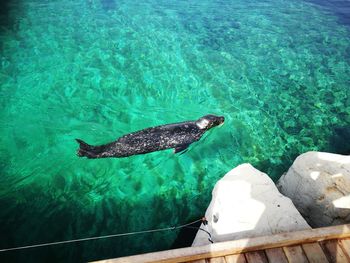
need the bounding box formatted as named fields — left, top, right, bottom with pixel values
left=0, top=217, right=212, bottom=252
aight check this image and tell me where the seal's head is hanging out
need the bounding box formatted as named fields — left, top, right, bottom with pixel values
left=195, top=114, right=225, bottom=130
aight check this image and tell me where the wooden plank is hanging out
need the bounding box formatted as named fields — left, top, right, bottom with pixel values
left=283, top=245, right=309, bottom=263
left=339, top=239, right=350, bottom=261
left=321, top=240, right=349, bottom=263
left=225, top=254, right=247, bottom=263
left=207, top=257, right=226, bottom=263
left=265, top=248, right=288, bottom=263
left=302, top=242, right=329, bottom=263
left=188, top=260, right=207, bottom=263
left=245, top=251, right=268, bottom=263
left=92, top=224, right=350, bottom=263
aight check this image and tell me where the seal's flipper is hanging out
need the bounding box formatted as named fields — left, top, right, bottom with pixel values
left=76, top=139, right=100, bottom=158
left=174, top=143, right=190, bottom=154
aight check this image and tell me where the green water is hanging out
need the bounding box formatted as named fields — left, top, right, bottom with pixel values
left=0, top=0, right=349, bottom=261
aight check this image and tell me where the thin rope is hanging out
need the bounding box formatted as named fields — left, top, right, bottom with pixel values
left=0, top=218, right=207, bottom=252
left=184, top=226, right=213, bottom=244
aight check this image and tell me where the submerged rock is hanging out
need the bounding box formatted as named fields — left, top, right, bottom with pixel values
left=192, top=164, right=310, bottom=246
left=277, top=151, right=350, bottom=227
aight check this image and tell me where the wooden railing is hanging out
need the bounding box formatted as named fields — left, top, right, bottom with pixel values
left=93, top=224, right=350, bottom=263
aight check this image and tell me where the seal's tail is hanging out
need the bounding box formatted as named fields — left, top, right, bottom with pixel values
left=75, top=139, right=100, bottom=159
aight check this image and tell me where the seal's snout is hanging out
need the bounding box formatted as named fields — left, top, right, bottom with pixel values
left=196, top=114, right=225, bottom=130
left=215, top=116, right=225, bottom=128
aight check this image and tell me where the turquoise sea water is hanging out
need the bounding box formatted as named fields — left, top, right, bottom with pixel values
left=0, top=0, right=349, bottom=261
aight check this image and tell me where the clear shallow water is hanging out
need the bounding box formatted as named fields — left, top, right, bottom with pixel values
left=0, top=0, right=349, bottom=261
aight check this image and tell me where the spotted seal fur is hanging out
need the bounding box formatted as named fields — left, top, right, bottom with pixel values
left=76, top=114, right=224, bottom=159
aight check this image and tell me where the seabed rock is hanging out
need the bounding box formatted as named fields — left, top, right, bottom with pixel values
left=192, top=163, right=310, bottom=246
left=277, top=151, right=350, bottom=227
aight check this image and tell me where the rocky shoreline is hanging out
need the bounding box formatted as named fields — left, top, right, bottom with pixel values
left=192, top=152, right=350, bottom=246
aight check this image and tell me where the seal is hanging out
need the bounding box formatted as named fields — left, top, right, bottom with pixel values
left=76, top=114, right=224, bottom=159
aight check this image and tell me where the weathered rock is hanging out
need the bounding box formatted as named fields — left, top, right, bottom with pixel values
left=277, top=151, right=350, bottom=227
left=192, top=164, right=310, bottom=246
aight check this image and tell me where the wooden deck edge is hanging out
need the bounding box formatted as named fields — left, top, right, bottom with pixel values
left=93, top=224, right=350, bottom=263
